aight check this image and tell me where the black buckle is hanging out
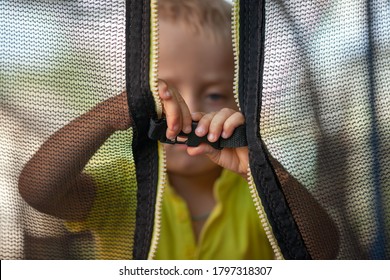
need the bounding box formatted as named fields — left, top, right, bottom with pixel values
left=148, top=118, right=222, bottom=150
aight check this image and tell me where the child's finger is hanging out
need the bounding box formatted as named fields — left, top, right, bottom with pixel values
left=222, top=112, right=245, bottom=139
left=208, top=108, right=237, bottom=142
left=187, top=143, right=219, bottom=158
left=194, top=111, right=217, bottom=138
left=191, top=112, right=205, bottom=122
left=158, top=80, right=182, bottom=140
left=174, top=91, right=192, bottom=134
left=157, top=79, right=170, bottom=100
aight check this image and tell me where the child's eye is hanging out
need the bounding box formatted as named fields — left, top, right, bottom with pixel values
left=206, top=93, right=225, bottom=102
left=203, top=91, right=232, bottom=111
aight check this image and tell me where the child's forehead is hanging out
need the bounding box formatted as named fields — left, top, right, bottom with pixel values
left=159, top=18, right=231, bottom=47
left=158, top=0, right=231, bottom=26
left=158, top=21, right=234, bottom=84
left=158, top=0, right=232, bottom=44
left=158, top=24, right=233, bottom=76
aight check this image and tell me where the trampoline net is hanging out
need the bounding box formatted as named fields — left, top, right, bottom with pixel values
left=0, top=0, right=389, bottom=260
left=261, top=0, right=389, bottom=259
left=1, top=0, right=136, bottom=259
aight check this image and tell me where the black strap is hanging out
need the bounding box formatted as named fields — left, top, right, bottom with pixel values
left=148, top=118, right=247, bottom=150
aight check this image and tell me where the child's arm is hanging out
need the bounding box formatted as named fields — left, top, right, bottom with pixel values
left=18, top=92, right=131, bottom=221
left=19, top=82, right=191, bottom=221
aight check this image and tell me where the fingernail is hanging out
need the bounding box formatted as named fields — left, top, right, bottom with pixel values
left=183, top=125, right=191, bottom=133
left=172, top=124, right=179, bottom=131
left=164, top=89, right=171, bottom=98
left=166, top=132, right=176, bottom=142
left=208, top=133, right=215, bottom=142
left=221, top=131, right=228, bottom=138
left=195, top=127, right=204, bottom=135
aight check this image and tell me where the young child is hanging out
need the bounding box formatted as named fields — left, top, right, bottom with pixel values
left=18, top=0, right=274, bottom=259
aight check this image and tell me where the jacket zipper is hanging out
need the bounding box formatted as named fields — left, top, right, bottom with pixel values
left=147, top=0, right=283, bottom=260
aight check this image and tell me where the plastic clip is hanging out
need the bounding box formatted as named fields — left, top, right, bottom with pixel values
left=148, top=118, right=222, bottom=149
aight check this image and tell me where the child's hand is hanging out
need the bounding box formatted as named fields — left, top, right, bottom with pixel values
left=187, top=109, right=249, bottom=178
left=158, top=79, right=193, bottom=140
left=158, top=79, right=248, bottom=178
left=99, top=80, right=191, bottom=135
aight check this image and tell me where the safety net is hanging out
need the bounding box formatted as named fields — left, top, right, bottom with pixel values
left=0, top=0, right=389, bottom=260
left=258, top=0, right=390, bottom=259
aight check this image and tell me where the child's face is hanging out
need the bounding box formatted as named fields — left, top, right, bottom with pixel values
left=159, top=19, right=237, bottom=177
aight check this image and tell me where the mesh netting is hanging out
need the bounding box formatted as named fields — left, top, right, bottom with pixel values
left=1, top=0, right=389, bottom=260
left=0, top=0, right=136, bottom=259
left=261, top=0, right=390, bottom=259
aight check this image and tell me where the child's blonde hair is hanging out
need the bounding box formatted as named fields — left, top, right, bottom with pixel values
left=158, top=0, right=232, bottom=42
